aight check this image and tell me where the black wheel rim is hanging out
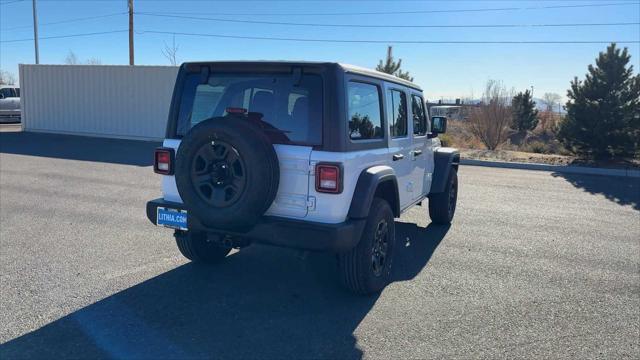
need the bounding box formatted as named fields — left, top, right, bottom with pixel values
left=371, top=219, right=389, bottom=277
left=448, top=178, right=458, bottom=219
left=190, top=140, right=247, bottom=207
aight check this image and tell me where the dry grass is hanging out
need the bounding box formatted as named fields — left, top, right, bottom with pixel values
left=440, top=121, right=484, bottom=149
left=461, top=149, right=574, bottom=166
left=461, top=149, right=640, bottom=169
left=444, top=119, right=639, bottom=169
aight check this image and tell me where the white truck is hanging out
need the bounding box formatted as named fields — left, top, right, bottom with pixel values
left=0, top=85, right=21, bottom=123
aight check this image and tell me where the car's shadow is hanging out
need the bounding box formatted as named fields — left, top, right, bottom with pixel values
left=552, top=172, right=640, bottom=211
left=0, top=131, right=160, bottom=166
left=0, top=223, right=450, bottom=359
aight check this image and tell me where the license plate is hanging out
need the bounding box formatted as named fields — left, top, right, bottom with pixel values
left=157, top=207, right=188, bottom=230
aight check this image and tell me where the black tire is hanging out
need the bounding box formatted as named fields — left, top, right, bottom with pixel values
left=174, top=116, right=279, bottom=229
left=428, top=168, right=458, bottom=224
left=338, top=198, right=396, bottom=295
left=175, top=231, right=231, bottom=264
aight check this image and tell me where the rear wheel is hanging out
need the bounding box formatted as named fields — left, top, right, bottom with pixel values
left=338, top=198, right=396, bottom=295
left=175, top=231, right=231, bottom=264
left=428, top=168, right=458, bottom=224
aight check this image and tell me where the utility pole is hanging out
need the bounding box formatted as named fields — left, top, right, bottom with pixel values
left=32, top=0, right=39, bottom=64
left=530, top=85, right=534, bottom=98
left=128, top=0, right=134, bottom=65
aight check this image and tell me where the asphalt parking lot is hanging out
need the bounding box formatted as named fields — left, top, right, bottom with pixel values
left=1, top=129, right=639, bottom=359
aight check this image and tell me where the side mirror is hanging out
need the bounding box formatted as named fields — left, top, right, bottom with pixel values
left=431, top=116, right=447, bottom=135
left=0, top=94, right=4, bottom=99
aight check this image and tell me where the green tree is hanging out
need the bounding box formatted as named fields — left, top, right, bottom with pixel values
left=557, top=43, right=640, bottom=158
left=511, top=90, right=538, bottom=132
left=376, top=46, right=414, bottom=82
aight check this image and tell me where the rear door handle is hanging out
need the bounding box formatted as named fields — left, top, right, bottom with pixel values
left=392, top=154, right=404, bottom=161
left=413, top=150, right=423, bottom=156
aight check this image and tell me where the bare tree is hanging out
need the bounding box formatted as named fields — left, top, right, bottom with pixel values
left=0, top=70, right=17, bottom=85
left=64, top=50, right=79, bottom=65
left=64, top=50, right=102, bottom=65
left=538, top=92, right=562, bottom=132
left=162, top=35, right=180, bottom=66
left=542, top=92, right=561, bottom=112
left=86, top=58, right=102, bottom=65
left=468, top=80, right=513, bottom=150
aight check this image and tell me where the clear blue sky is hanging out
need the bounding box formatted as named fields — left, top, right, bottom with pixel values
left=1, top=0, right=639, bottom=101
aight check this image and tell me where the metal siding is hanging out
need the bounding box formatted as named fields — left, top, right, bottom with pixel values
left=19, top=64, right=179, bottom=140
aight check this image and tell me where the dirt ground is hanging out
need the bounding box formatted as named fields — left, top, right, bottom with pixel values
left=461, top=149, right=640, bottom=169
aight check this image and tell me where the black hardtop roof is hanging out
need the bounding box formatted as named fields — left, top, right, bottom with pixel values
left=182, top=61, right=422, bottom=91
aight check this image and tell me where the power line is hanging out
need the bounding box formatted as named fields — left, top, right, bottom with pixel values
left=0, top=0, right=25, bottom=5
left=4, top=27, right=636, bottom=45
left=136, top=12, right=640, bottom=29
left=140, top=30, right=640, bottom=44
left=139, top=2, right=640, bottom=16
left=0, top=29, right=128, bottom=43
left=1, top=12, right=127, bottom=31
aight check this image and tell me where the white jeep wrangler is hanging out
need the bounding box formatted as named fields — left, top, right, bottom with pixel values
left=147, top=61, right=459, bottom=294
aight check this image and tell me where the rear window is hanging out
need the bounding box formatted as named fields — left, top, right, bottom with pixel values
left=175, top=72, right=323, bottom=145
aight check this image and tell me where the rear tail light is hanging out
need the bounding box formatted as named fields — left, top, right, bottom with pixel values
left=154, top=148, right=174, bottom=175
left=316, top=163, right=342, bottom=194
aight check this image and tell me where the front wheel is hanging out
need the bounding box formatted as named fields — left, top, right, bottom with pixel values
left=338, top=198, right=396, bottom=295
left=428, top=168, right=458, bottom=224
left=175, top=231, right=231, bottom=264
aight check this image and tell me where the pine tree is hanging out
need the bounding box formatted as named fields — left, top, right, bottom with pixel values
left=557, top=43, right=640, bottom=158
left=511, top=90, right=539, bottom=132
left=376, top=46, right=414, bottom=82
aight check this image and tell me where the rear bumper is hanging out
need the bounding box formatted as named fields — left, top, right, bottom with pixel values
left=146, top=198, right=365, bottom=252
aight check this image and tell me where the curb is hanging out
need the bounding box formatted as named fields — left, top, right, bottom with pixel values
left=460, top=158, right=640, bottom=178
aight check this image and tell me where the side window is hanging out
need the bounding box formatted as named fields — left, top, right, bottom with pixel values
left=386, top=89, right=408, bottom=138
left=248, top=88, right=275, bottom=121
left=412, top=95, right=427, bottom=136
left=0, top=88, right=12, bottom=98
left=348, top=81, right=383, bottom=140
left=288, top=92, right=307, bottom=115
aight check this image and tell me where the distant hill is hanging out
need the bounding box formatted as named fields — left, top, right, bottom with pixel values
left=532, top=97, right=566, bottom=114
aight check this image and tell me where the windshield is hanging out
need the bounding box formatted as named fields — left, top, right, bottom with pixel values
left=175, top=72, right=323, bottom=145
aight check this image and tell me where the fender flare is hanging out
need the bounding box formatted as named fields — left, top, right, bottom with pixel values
left=348, top=165, right=400, bottom=219
left=430, top=147, right=460, bottom=194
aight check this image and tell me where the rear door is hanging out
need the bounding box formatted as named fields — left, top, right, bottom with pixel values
left=265, top=144, right=312, bottom=218
left=162, top=68, right=320, bottom=219
left=384, top=85, right=413, bottom=209
left=409, top=93, right=430, bottom=202
left=232, top=85, right=314, bottom=219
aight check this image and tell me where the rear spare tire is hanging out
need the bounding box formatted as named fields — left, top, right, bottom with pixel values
left=174, top=116, right=279, bottom=229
